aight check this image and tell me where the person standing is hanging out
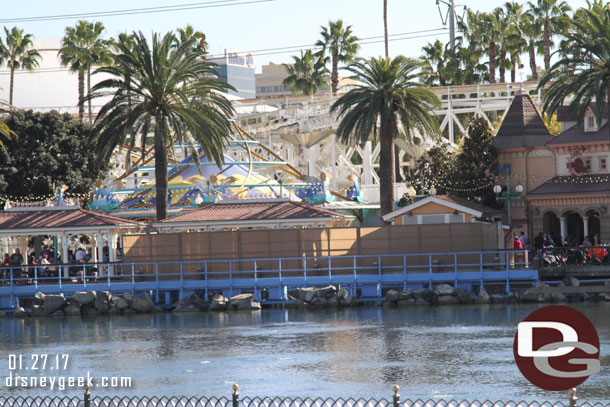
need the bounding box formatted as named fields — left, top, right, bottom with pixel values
left=9, top=249, right=23, bottom=281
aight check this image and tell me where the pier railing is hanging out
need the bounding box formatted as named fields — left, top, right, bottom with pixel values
left=0, top=385, right=602, bottom=407
left=0, top=250, right=537, bottom=301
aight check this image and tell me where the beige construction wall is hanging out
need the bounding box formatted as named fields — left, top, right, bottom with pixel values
left=122, top=223, right=502, bottom=277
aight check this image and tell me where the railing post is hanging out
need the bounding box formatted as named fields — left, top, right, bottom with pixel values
left=84, top=385, right=91, bottom=407
left=155, top=263, right=160, bottom=301
left=378, top=255, right=382, bottom=277
left=131, top=263, right=135, bottom=286
left=403, top=255, right=407, bottom=290
left=569, top=387, right=577, bottom=407
left=232, top=384, right=240, bottom=407
left=328, top=256, right=332, bottom=281
left=479, top=252, right=484, bottom=290
left=179, top=261, right=184, bottom=299
left=428, top=254, right=433, bottom=290
left=34, top=267, right=38, bottom=289
left=392, top=385, right=400, bottom=407
left=204, top=261, right=209, bottom=302
left=506, top=251, right=511, bottom=293
left=454, top=253, right=458, bottom=289
left=229, top=260, right=233, bottom=297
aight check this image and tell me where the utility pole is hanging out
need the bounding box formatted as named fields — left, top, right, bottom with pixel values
left=436, top=0, right=466, bottom=50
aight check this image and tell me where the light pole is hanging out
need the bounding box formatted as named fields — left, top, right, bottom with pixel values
left=494, top=170, right=523, bottom=224
left=436, top=0, right=467, bottom=50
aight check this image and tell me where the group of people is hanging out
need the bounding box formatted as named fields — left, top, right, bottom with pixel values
left=531, top=231, right=609, bottom=266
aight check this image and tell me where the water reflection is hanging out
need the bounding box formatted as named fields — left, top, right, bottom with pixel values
left=0, top=304, right=606, bottom=403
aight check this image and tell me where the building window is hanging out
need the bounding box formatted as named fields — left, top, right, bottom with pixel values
left=600, top=158, right=607, bottom=171
left=585, top=115, right=597, bottom=132
left=585, top=159, right=591, bottom=170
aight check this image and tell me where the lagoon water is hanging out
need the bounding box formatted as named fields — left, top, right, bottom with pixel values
left=0, top=303, right=608, bottom=403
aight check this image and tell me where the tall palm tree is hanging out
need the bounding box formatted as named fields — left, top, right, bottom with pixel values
left=463, top=10, right=502, bottom=83
left=330, top=57, right=440, bottom=222
left=383, top=0, right=389, bottom=58
left=283, top=50, right=329, bottom=96
left=315, top=20, right=360, bottom=95
left=175, top=24, right=208, bottom=56
left=88, top=31, right=235, bottom=220
left=528, top=0, right=572, bottom=72
left=0, top=27, right=41, bottom=106
left=59, top=20, right=112, bottom=123
left=420, top=40, right=460, bottom=86
left=538, top=2, right=610, bottom=137
left=503, top=2, right=528, bottom=82
left=520, top=9, right=543, bottom=80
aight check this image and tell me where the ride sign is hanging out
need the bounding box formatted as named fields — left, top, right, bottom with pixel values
left=513, top=305, right=600, bottom=391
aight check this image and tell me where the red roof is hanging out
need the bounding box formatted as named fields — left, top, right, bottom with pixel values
left=160, top=200, right=352, bottom=223
left=0, top=208, right=139, bottom=230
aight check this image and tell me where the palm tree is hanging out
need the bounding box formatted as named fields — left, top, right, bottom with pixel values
left=0, top=119, right=16, bottom=153
left=463, top=10, right=502, bottom=83
left=59, top=20, right=112, bottom=123
left=520, top=9, right=543, bottom=80
left=503, top=2, right=528, bottom=82
left=283, top=50, right=329, bottom=96
left=528, top=0, right=572, bottom=72
left=0, top=27, right=41, bottom=106
left=315, top=20, right=360, bottom=95
left=538, top=2, right=610, bottom=137
left=330, top=57, right=440, bottom=222
left=176, top=24, right=208, bottom=56
left=420, top=40, right=460, bottom=86
left=88, top=31, right=235, bottom=220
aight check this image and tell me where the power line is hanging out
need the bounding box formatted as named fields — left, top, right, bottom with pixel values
left=0, top=0, right=276, bottom=23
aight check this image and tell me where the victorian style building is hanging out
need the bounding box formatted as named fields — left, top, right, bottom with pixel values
left=494, top=90, right=610, bottom=245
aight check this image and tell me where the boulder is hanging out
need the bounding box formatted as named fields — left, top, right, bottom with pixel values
left=71, top=291, right=96, bottom=305
left=433, top=284, right=455, bottom=296
left=397, top=298, right=416, bottom=306
left=50, top=310, right=65, bottom=317
left=476, top=288, right=490, bottom=304
left=174, top=303, right=201, bottom=312
left=520, top=289, right=542, bottom=303
left=489, top=294, right=508, bottom=303
left=209, top=294, right=228, bottom=311
left=398, top=289, right=412, bottom=301
left=382, top=300, right=397, bottom=308
left=315, top=286, right=337, bottom=298
left=122, top=292, right=134, bottom=307
left=415, top=297, right=431, bottom=305
left=299, top=287, right=316, bottom=303
left=413, top=288, right=433, bottom=301
left=42, top=295, right=67, bottom=315
left=187, top=293, right=208, bottom=311
left=132, top=293, right=155, bottom=313
left=81, top=304, right=99, bottom=316
left=457, top=288, right=476, bottom=304
left=436, top=295, right=460, bottom=304
left=13, top=307, right=27, bottom=317
left=293, top=298, right=309, bottom=308
left=549, top=292, right=568, bottom=302
left=228, top=293, right=261, bottom=310
left=33, top=292, right=46, bottom=306
left=64, top=301, right=81, bottom=316
left=336, top=288, right=353, bottom=306
left=326, top=295, right=339, bottom=307
left=94, top=291, right=112, bottom=314
left=30, top=305, right=46, bottom=317
left=563, top=277, right=580, bottom=287
left=310, top=297, right=327, bottom=306
left=111, top=296, right=129, bottom=311
left=385, top=289, right=400, bottom=302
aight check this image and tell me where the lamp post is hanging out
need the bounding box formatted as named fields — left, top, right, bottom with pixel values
left=494, top=176, right=523, bottom=224
left=407, top=181, right=437, bottom=201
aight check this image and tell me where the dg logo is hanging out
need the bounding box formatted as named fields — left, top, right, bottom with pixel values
left=513, top=305, right=601, bottom=391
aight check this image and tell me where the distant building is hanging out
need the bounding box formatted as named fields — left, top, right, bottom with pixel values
left=207, top=49, right=256, bottom=99
left=255, top=62, right=358, bottom=98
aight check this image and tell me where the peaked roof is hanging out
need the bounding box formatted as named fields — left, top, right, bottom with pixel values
left=527, top=175, right=610, bottom=195
left=382, top=195, right=503, bottom=222
left=159, top=199, right=352, bottom=223
left=547, top=121, right=610, bottom=145
left=494, top=93, right=554, bottom=149
left=0, top=208, right=139, bottom=231
left=557, top=103, right=609, bottom=122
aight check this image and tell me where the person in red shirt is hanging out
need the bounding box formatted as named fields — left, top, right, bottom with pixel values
left=514, top=236, right=523, bottom=249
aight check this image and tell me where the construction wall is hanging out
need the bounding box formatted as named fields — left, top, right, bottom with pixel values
left=123, top=223, right=503, bottom=278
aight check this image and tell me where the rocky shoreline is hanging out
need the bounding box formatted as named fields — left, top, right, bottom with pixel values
left=2, top=277, right=609, bottom=317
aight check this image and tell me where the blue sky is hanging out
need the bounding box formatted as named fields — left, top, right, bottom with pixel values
left=0, top=0, right=589, bottom=109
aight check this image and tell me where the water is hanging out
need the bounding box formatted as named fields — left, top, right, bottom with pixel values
left=0, top=303, right=608, bottom=403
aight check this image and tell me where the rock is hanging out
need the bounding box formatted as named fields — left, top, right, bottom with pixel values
left=109, top=306, right=121, bottom=314
left=0, top=311, right=7, bottom=318
left=123, top=292, right=134, bottom=307
left=209, top=294, right=228, bottom=311
left=94, top=291, right=112, bottom=314
left=507, top=291, right=518, bottom=302
left=415, top=297, right=431, bottom=305
left=294, top=298, right=309, bottom=308
left=310, top=297, right=327, bottom=306
left=489, top=294, right=508, bottom=303
left=228, top=293, right=261, bottom=310
left=326, top=294, right=339, bottom=307
left=122, top=308, right=136, bottom=314
left=563, top=277, right=580, bottom=287
left=64, top=301, right=81, bottom=316
left=413, top=288, right=433, bottom=301
left=33, top=292, right=46, bottom=306
left=549, top=292, right=568, bottom=302
left=111, top=297, right=129, bottom=311
left=398, top=289, right=412, bottom=300
left=315, top=286, right=337, bottom=298
left=71, top=291, right=96, bottom=305
left=520, top=289, right=542, bottom=303
left=385, top=289, right=400, bottom=302
left=13, top=307, right=27, bottom=317
left=81, top=304, right=99, bottom=316
left=132, top=293, right=155, bottom=313
left=397, top=298, right=416, bottom=306
left=476, top=288, right=490, bottom=304
left=187, top=293, right=208, bottom=311
left=382, top=300, right=397, bottom=308
left=299, top=287, right=315, bottom=303
left=336, top=288, right=353, bottom=306
left=30, top=305, right=46, bottom=317
left=42, top=295, right=67, bottom=315
left=51, top=310, right=65, bottom=317
left=174, top=303, right=201, bottom=312
left=457, top=288, right=476, bottom=304
left=434, top=284, right=455, bottom=296
left=436, top=295, right=460, bottom=304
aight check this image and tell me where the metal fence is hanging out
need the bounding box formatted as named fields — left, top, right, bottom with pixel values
left=0, top=385, right=605, bottom=407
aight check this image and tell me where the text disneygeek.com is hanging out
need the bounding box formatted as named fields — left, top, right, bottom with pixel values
left=4, top=372, right=132, bottom=391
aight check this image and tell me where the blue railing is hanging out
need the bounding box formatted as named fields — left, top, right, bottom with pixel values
left=0, top=250, right=537, bottom=305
